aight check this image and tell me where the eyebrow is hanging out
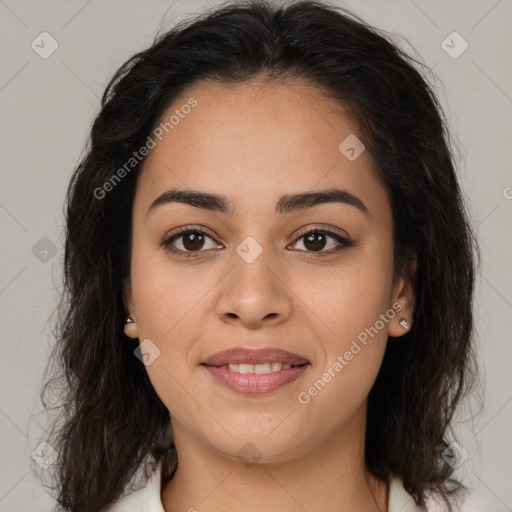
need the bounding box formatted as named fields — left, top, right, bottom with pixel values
left=146, top=187, right=369, bottom=217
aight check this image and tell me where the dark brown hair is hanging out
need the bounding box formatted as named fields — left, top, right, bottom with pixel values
left=39, top=1, right=481, bottom=510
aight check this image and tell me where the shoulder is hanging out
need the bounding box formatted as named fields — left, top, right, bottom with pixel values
left=106, top=487, right=145, bottom=512
left=105, top=461, right=165, bottom=512
left=388, top=475, right=428, bottom=512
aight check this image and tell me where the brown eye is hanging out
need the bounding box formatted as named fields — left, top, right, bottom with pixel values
left=162, top=227, right=222, bottom=257
left=291, top=228, right=352, bottom=255
left=181, top=231, right=206, bottom=251
left=303, top=232, right=328, bottom=251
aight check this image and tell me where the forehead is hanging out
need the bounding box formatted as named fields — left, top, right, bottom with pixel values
left=135, top=78, right=390, bottom=223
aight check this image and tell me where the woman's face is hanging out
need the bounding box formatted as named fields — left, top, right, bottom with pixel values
left=124, top=78, right=414, bottom=463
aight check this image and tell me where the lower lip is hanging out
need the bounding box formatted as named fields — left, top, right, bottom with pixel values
left=202, top=364, right=309, bottom=395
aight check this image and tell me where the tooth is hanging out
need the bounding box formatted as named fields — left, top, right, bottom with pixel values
left=224, top=362, right=294, bottom=374
left=271, top=362, right=283, bottom=372
left=238, top=363, right=254, bottom=374
left=254, top=363, right=272, bottom=374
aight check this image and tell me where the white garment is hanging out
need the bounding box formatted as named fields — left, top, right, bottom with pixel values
left=107, top=460, right=428, bottom=512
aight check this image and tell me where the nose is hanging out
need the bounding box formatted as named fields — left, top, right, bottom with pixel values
left=215, top=250, right=292, bottom=330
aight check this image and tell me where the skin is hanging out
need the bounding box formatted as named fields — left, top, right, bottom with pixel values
left=123, top=77, right=416, bottom=512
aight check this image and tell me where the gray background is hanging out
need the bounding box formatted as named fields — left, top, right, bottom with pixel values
left=0, top=0, right=511, bottom=511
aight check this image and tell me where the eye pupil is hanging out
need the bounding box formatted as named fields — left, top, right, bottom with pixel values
left=304, top=232, right=326, bottom=251
left=183, top=232, right=204, bottom=251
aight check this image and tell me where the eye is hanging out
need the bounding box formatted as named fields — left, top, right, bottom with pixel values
left=161, top=226, right=222, bottom=258
left=161, top=225, right=352, bottom=259
left=289, top=227, right=352, bottom=255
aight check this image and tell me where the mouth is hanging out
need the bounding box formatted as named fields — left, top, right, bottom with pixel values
left=200, top=346, right=310, bottom=395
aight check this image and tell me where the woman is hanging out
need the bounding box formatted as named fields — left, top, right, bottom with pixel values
left=40, top=1, right=480, bottom=511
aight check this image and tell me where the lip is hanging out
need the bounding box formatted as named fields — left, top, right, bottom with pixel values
left=203, top=364, right=309, bottom=395
left=201, top=347, right=310, bottom=395
left=201, top=347, right=309, bottom=366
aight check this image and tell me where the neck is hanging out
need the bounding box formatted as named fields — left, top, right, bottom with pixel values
left=161, top=411, right=388, bottom=512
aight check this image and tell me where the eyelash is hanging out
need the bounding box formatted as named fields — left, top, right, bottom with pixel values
left=161, top=225, right=352, bottom=259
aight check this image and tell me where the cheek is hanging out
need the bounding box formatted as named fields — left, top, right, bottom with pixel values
left=291, top=253, right=393, bottom=409
left=129, top=249, right=210, bottom=419
left=295, top=269, right=391, bottom=422
left=130, top=241, right=215, bottom=338
left=292, top=252, right=393, bottom=348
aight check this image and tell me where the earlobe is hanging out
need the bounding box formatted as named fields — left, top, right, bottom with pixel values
left=123, top=316, right=139, bottom=339
left=389, top=252, right=417, bottom=338
left=122, top=279, right=139, bottom=339
left=388, top=301, right=412, bottom=338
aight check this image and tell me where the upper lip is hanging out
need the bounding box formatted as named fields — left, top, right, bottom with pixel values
left=202, top=347, right=310, bottom=367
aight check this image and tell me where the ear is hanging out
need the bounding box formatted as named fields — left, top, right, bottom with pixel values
left=388, top=250, right=417, bottom=338
left=122, top=279, right=139, bottom=339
